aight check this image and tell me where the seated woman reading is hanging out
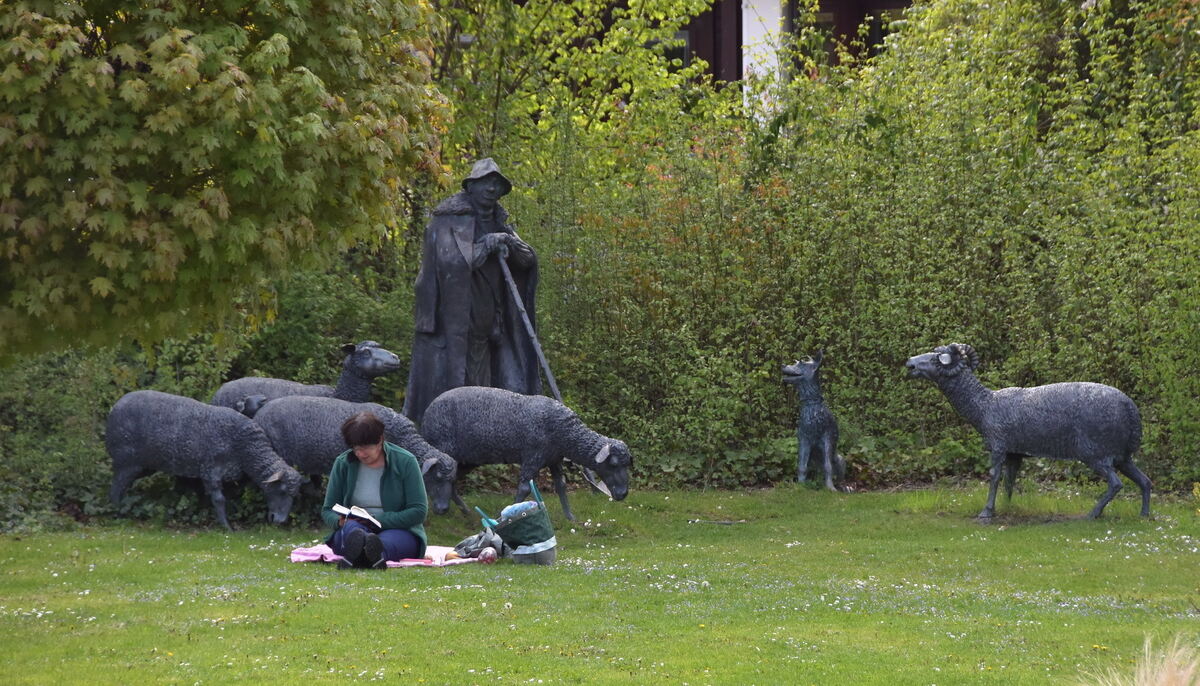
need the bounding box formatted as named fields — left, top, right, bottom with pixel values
left=322, top=411, right=428, bottom=569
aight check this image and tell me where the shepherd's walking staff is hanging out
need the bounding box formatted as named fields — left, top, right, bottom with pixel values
left=497, top=243, right=611, bottom=498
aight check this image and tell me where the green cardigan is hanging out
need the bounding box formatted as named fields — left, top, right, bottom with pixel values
left=321, top=442, right=428, bottom=557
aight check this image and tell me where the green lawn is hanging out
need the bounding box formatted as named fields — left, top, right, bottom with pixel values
left=1, top=485, right=1196, bottom=685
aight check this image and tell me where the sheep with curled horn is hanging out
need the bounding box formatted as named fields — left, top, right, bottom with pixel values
left=419, top=386, right=632, bottom=522
left=905, top=343, right=1151, bottom=520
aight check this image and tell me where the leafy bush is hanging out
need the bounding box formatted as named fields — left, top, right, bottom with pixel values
left=0, top=0, right=445, bottom=357
left=0, top=349, right=124, bottom=530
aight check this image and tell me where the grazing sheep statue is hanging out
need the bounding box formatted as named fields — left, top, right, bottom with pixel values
left=782, top=351, right=846, bottom=491
left=107, top=390, right=304, bottom=529
left=420, top=386, right=633, bottom=522
left=250, top=396, right=459, bottom=516
left=905, top=343, right=1152, bottom=520
left=211, top=341, right=400, bottom=409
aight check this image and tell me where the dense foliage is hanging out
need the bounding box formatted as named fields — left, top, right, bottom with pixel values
left=428, top=0, right=714, bottom=161
left=0, top=0, right=445, bottom=358
left=2, top=0, right=1198, bottom=529
left=485, top=0, right=1200, bottom=491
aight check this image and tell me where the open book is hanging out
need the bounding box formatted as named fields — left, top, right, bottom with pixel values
left=332, top=504, right=382, bottom=533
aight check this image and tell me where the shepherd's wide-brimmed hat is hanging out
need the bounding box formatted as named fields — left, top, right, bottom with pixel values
left=460, top=157, right=512, bottom=196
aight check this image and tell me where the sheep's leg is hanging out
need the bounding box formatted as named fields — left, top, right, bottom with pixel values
left=203, top=477, right=232, bottom=531
left=1087, top=462, right=1123, bottom=519
left=109, top=466, right=148, bottom=506
left=451, top=485, right=471, bottom=517
left=820, top=433, right=837, bottom=492
left=1003, top=454, right=1023, bottom=501
left=1115, top=460, right=1152, bottom=517
left=796, top=435, right=812, bottom=483
left=549, top=462, right=575, bottom=522
left=452, top=465, right=474, bottom=516
left=514, top=465, right=538, bottom=505
left=979, top=451, right=1006, bottom=519
left=305, top=474, right=324, bottom=496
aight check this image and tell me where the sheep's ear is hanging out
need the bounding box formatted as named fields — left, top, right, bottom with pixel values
left=341, top=343, right=357, bottom=354
left=265, top=470, right=284, bottom=484
left=594, top=444, right=611, bottom=464
left=814, top=350, right=824, bottom=366
left=421, top=458, right=438, bottom=475
left=938, top=353, right=953, bottom=366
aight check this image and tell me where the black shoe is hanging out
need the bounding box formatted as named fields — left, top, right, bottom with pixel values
left=342, top=527, right=367, bottom=567
left=363, top=532, right=386, bottom=569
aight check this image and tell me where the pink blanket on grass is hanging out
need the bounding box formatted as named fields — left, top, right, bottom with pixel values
left=289, top=544, right=479, bottom=567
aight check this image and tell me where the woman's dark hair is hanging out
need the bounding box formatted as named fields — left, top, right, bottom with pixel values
left=341, top=412, right=385, bottom=448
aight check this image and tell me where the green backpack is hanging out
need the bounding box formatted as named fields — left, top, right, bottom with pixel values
left=493, top=481, right=555, bottom=548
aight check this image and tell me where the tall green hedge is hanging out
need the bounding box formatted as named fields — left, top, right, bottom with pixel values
left=501, top=0, right=1200, bottom=488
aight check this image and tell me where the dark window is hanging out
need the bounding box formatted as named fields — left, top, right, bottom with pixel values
left=865, top=9, right=902, bottom=57
left=662, top=29, right=692, bottom=70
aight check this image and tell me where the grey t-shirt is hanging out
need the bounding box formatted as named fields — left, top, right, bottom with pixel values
left=352, top=464, right=385, bottom=519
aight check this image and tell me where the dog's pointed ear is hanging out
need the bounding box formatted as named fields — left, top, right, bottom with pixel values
left=814, top=350, right=824, bottom=367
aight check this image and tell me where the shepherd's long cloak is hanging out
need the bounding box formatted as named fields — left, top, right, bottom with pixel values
left=402, top=192, right=541, bottom=425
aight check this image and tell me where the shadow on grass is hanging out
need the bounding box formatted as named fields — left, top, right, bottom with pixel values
left=890, top=481, right=1157, bottom=526
left=973, top=511, right=1084, bottom=525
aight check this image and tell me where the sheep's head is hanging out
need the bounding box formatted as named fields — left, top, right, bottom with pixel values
left=420, top=453, right=458, bottom=515
left=782, top=350, right=823, bottom=388
left=906, top=343, right=979, bottom=381
left=589, top=440, right=632, bottom=501
left=261, top=467, right=303, bottom=525
left=341, top=340, right=401, bottom=379
left=234, top=394, right=269, bottom=418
